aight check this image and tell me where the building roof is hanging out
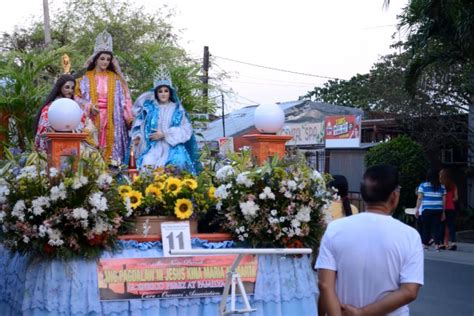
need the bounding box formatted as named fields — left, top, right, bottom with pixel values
left=200, top=99, right=363, bottom=141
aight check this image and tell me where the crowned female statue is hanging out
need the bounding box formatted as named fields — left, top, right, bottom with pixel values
left=74, top=30, right=133, bottom=164
left=131, top=65, right=201, bottom=174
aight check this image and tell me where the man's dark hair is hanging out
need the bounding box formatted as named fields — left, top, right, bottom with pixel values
left=360, top=165, right=399, bottom=203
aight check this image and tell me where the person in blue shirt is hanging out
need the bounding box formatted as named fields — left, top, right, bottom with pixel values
left=415, top=169, right=446, bottom=250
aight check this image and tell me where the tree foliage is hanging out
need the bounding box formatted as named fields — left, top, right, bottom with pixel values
left=0, top=48, right=68, bottom=148
left=302, top=52, right=469, bottom=155
left=399, top=0, right=474, bottom=94
left=0, top=0, right=218, bottom=148
left=398, top=0, right=474, bottom=192
left=303, top=52, right=470, bottom=114
left=365, top=135, right=429, bottom=219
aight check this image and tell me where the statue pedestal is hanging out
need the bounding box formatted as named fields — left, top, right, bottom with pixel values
left=46, top=133, right=87, bottom=170
left=242, top=134, right=292, bottom=164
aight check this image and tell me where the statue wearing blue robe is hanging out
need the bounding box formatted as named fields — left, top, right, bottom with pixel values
left=131, top=83, right=201, bottom=174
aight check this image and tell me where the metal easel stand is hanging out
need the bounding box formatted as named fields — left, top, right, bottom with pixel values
left=219, top=254, right=256, bottom=315
left=169, top=248, right=313, bottom=316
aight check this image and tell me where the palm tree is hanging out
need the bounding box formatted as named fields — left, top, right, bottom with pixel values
left=0, top=48, right=63, bottom=150
left=396, top=0, right=474, bottom=206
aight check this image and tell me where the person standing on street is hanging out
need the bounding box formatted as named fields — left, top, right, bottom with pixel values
left=439, top=168, right=458, bottom=250
left=316, top=165, right=424, bottom=316
left=416, top=169, right=446, bottom=251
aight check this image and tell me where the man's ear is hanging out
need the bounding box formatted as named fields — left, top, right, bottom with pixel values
left=390, top=190, right=400, bottom=209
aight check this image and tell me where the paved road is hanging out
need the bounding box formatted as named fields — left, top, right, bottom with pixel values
left=410, top=243, right=474, bottom=316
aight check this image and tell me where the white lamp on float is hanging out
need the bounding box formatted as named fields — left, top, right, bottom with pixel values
left=47, top=98, right=83, bottom=132
left=254, top=103, right=285, bottom=134
left=46, top=98, right=86, bottom=171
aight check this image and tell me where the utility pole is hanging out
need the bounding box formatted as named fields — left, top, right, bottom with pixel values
left=202, top=46, right=209, bottom=100
left=43, top=0, right=52, bottom=46
left=221, top=92, right=226, bottom=137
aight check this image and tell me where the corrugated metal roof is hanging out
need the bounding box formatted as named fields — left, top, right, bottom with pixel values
left=200, top=99, right=363, bottom=141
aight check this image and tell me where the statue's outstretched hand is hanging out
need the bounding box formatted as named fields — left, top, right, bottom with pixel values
left=149, top=131, right=164, bottom=141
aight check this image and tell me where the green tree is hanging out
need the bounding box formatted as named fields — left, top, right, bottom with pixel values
left=397, top=0, right=474, bottom=205
left=303, top=52, right=469, bottom=114
left=365, top=135, right=429, bottom=220
left=302, top=52, right=468, bottom=157
left=302, top=74, right=372, bottom=111
left=0, top=48, right=67, bottom=149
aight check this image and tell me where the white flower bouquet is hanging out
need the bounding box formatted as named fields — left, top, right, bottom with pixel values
left=0, top=151, right=130, bottom=259
left=213, top=150, right=333, bottom=248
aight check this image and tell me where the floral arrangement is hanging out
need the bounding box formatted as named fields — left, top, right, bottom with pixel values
left=0, top=150, right=131, bottom=259
left=212, top=150, right=333, bottom=248
left=114, top=166, right=215, bottom=221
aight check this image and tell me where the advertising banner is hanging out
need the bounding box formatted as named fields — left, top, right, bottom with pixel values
left=325, top=115, right=361, bottom=148
left=97, top=255, right=258, bottom=301
left=279, top=122, right=325, bottom=146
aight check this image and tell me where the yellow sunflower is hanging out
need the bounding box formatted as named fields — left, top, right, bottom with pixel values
left=118, top=185, right=132, bottom=197
left=126, top=190, right=143, bottom=209
left=154, top=173, right=167, bottom=183
left=183, top=178, right=198, bottom=190
left=208, top=186, right=216, bottom=199
left=174, top=198, right=193, bottom=219
left=145, top=184, right=162, bottom=200
left=153, top=180, right=166, bottom=190
left=165, top=177, right=182, bottom=195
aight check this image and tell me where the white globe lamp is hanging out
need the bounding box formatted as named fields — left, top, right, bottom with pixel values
left=254, top=103, right=285, bottom=134
left=47, top=98, right=83, bottom=132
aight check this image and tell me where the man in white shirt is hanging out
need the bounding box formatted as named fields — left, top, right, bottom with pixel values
left=316, top=165, right=424, bottom=316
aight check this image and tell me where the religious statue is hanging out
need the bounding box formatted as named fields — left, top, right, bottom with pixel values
left=131, top=65, right=201, bottom=174
left=34, top=74, right=100, bottom=158
left=61, top=54, right=71, bottom=74
left=74, top=30, right=133, bottom=164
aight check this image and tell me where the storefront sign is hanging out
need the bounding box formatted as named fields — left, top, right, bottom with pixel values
left=97, top=255, right=258, bottom=301
left=325, top=115, right=361, bottom=148
left=279, top=122, right=325, bottom=146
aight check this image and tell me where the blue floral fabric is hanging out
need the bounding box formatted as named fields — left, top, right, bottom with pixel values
left=0, top=239, right=317, bottom=315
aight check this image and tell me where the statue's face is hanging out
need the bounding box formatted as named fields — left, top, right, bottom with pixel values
left=96, top=53, right=112, bottom=72
left=157, top=86, right=170, bottom=104
left=60, top=81, right=75, bottom=99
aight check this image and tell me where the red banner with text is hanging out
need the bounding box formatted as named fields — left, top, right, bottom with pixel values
left=97, top=255, right=258, bottom=301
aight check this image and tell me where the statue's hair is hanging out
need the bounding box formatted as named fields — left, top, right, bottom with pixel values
left=33, top=74, right=76, bottom=135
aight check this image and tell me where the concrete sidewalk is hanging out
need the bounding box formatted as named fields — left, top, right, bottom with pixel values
left=423, top=242, right=474, bottom=266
